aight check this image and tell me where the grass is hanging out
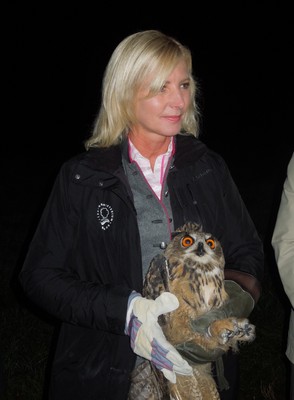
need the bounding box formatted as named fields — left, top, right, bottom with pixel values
left=0, top=306, right=53, bottom=400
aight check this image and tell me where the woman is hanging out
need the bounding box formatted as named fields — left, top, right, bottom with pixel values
left=19, top=30, right=264, bottom=399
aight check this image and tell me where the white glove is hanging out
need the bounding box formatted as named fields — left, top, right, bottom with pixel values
left=126, top=292, right=192, bottom=383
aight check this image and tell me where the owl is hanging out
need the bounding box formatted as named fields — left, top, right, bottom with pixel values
left=139, top=222, right=255, bottom=400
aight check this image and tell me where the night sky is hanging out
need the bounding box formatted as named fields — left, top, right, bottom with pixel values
left=4, top=3, right=294, bottom=181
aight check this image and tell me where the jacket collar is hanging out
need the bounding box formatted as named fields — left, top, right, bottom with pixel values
left=81, top=135, right=207, bottom=172
left=81, top=145, right=122, bottom=173
left=173, top=135, right=207, bottom=168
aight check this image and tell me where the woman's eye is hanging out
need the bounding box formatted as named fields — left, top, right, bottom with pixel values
left=206, top=238, right=216, bottom=249
left=181, top=236, right=194, bottom=247
left=181, top=82, right=190, bottom=89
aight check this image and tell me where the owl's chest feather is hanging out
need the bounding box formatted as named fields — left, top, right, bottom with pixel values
left=169, top=263, right=227, bottom=317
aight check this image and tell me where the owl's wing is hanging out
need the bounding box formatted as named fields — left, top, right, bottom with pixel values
left=143, top=253, right=171, bottom=299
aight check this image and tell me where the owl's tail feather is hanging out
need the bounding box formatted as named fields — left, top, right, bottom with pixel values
left=168, top=368, right=221, bottom=400
left=128, top=360, right=170, bottom=400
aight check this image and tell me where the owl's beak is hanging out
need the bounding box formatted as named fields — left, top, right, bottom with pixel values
left=196, top=242, right=205, bottom=256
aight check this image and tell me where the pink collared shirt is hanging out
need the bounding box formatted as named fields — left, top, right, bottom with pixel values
left=128, top=137, right=174, bottom=200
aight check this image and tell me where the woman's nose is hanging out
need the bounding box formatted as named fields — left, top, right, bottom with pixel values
left=170, top=90, right=184, bottom=110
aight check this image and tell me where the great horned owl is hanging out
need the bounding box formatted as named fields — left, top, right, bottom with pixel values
left=139, top=222, right=255, bottom=400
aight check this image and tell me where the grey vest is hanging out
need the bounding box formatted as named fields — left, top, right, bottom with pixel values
left=122, top=154, right=175, bottom=368
left=122, top=157, right=174, bottom=279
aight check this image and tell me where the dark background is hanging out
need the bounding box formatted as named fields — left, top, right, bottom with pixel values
left=5, top=3, right=293, bottom=159
left=1, top=2, right=294, bottom=399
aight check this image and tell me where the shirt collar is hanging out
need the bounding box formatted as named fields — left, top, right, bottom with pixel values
left=128, top=136, right=174, bottom=163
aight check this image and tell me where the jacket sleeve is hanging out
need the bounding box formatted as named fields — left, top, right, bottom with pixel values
left=19, top=163, right=133, bottom=334
left=271, top=153, right=294, bottom=308
left=214, top=155, right=264, bottom=303
left=170, top=146, right=264, bottom=303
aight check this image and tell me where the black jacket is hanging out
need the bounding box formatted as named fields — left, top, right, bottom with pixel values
left=19, top=135, right=264, bottom=399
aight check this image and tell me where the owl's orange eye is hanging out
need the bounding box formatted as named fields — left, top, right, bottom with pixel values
left=181, top=236, right=194, bottom=248
left=206, top=238, right=216, bottom=249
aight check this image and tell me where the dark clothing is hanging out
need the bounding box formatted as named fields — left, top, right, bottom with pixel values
left=290, top=361, right=294, bottom=400
left=19, top=135, right=264, bottom=399
left=214, top=351, right=240, bottom=399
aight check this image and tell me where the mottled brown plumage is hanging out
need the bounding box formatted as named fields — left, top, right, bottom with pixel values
left=131, top=222, right=255, bottom=400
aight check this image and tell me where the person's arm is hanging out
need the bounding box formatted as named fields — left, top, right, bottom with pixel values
left=224, top=269, right=261, bottom=304
left=216, top=155, right=264, bottom=303
left=19, top=164, right=132, bottom=334
left=272, top=153, right=294, bottom=308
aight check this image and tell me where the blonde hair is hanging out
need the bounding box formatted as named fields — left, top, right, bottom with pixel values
left=84, top=30, right=200, bottom=149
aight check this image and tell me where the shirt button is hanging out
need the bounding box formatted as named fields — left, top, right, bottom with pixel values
left=98, top=180, right=104, bottom=187
left=164, top=191, right=169, bottom=197
left=160, top=242, right=167, bottom=249
left=75, top=174, right=81, bottom=180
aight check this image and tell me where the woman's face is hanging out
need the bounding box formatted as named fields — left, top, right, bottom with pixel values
left=131, top=60, right=191, bottom=140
